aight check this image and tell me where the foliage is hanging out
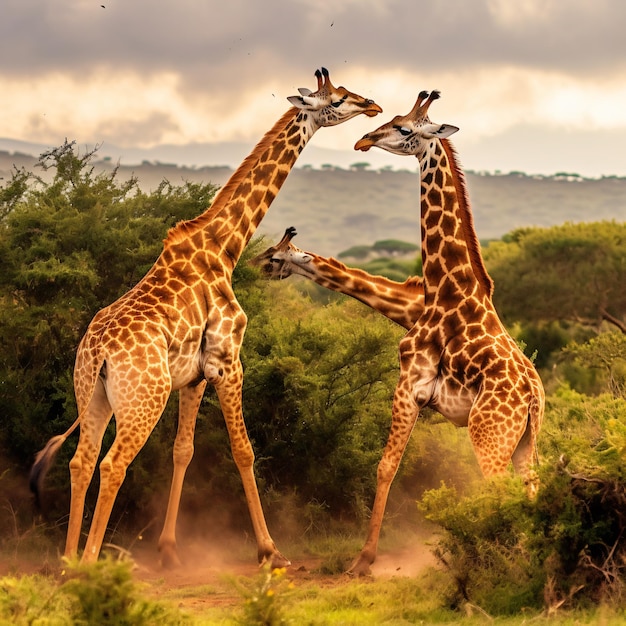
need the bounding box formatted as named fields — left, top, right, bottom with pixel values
left=0, top=140, right=220, bottom=474
left=61, top=556, right=189, bottom=625
left=419, top=384, right=626, bottom=616
left=0, top=572, right=73, bottom=625
left=0, top=557, right=187, bottom=625
left=483, top=221, right=626, bottom=332
left=230, top=564, right=294, bottom=626
left=358, top=257, right=417, bottom=282
left=565, top=332, right=626, bottom=398
left=240, top=290, right=404, bottom=525
left=371, top=238, right=419, bottom=254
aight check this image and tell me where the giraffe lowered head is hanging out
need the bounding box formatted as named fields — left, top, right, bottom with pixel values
left=250, top=227, right=312, bottom=280
left=354, top=90, right=458, bottom=159
left=288, top=67, right=382, bottom=127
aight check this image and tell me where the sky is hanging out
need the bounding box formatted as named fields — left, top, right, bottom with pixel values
left=2, top=0, right=626, bottom=177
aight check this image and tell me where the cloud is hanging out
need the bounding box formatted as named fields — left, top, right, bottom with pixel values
left=2, top=0, right=626, bottom=175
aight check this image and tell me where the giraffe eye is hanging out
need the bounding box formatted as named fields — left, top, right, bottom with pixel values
left=331, top=95, right=348, bottom=108
left=396, top=126, right=411, bottom=136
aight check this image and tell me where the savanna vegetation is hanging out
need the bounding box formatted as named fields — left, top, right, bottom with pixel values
left=0, top=142, right=625, bottom=624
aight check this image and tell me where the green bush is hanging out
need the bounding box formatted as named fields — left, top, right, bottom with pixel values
left=230, top=564, right=293, bottom=626
left=418, top=385, right=626, bottom=615
left=0, top=557, right=187, bottom=625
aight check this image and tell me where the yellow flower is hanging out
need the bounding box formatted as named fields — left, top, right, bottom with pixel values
left=266, top=589, right=275, bottom=597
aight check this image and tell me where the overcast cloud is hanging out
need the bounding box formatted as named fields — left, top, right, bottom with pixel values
left=2, top=0, right=626, bottom=176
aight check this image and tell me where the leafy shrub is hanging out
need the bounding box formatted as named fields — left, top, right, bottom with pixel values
left=0, top=557, right=187, bottom=625
left=418, top=385, right=626, bottom=615
left=230, top=564, right=294, bottom=626
left=0, top=572, right=72, bottom=625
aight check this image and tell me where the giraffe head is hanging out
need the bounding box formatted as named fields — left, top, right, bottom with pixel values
left=355, top=90, right=458, bottom=160
left=287, top=67, right=382, bottom=127
left=250, top=227, right=311, bottom=280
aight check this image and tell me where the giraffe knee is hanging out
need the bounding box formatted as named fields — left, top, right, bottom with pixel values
left=69, top=454, right=83, bottom=474
left=173, top=441, right=194, bottom=467
left=231, top=441, right=255, bottom=469
left=377, top=456, right=399, bottom=483
left=99, top=456, right=126, bottom=491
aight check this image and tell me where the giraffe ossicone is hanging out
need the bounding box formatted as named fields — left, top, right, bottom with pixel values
left=29, top=68, right=381, bottom=570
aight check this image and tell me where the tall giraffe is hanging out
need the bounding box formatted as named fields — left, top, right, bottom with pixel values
left=339, top=90, right=542, bottom=575
left=251, top=227, right=424, bottom=330
left=30, top=68, right=382, bottom=569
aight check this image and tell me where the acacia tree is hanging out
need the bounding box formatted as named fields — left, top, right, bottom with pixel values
left=483, top=222, right=626, bottom=334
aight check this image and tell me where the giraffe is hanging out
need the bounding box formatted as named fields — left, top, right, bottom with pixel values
left=341, top=90, right=542, bottom=576
left=29, top=68, right=382, bottom=569
left=251, top=227, right=424, bottom=330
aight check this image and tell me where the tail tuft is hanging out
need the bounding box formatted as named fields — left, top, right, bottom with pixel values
left=29, top=435, right=67, bottom=509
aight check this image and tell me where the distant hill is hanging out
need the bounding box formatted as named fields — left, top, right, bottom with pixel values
left=1, top=143, right=625, bottom=257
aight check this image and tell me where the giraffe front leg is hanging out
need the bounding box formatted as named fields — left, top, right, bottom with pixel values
left=348, top=368, right=423, bottom=577
left=213, top=360, right=289, bottom=568
left=158, top=380, right=207, bottom=569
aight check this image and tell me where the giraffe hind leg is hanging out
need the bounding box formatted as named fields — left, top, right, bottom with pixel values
left=65, top=378, right=113, bottom=559
left=80, top=379, right=171, bottom=563
left=213, top=362, right=290, bottom=568
left=511, top=401, right=541, bottom=497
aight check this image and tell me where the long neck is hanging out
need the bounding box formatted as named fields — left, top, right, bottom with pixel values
left=419, top=138, right=493, bottom=306
left=165, top=108, right=317, bottom=270
left=291, top=254, right=423, bottom=330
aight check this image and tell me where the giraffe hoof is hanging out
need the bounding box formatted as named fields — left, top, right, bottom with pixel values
left=345, top=555, right=372, bottom=578
left=268, top=551, right=291, bottom=569
left=158, top=544, right=182, bottom=570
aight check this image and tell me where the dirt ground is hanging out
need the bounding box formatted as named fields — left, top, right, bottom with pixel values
left=1, top=525, right=438, bottom=616
left=128, top=537, right=438, bottom=613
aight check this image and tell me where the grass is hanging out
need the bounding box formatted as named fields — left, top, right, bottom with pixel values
left=1, top=540, right=625, bottom=625
left=153, top=570, right=626, bottom=626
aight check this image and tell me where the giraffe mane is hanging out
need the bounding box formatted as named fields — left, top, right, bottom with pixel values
left=440, top=138, right=494, bottom=298
left=164, top=108, right=298, bottom=247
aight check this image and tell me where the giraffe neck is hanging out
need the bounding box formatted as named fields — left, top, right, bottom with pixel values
left=419, top=138, right=493, bottom=305
left=289, top=253, right=423, bottom=330
left=165, top=108, right=317, bottom=271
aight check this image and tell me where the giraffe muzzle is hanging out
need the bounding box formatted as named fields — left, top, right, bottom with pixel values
left=354, top=136, right=374, bottom=151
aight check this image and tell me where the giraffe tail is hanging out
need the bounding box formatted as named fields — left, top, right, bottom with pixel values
left=29, top=416, right=81, bottom=509
left=529, top=392, right=544, bottom=467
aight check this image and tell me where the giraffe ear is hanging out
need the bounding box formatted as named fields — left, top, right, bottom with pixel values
left=293, top=252, right=313, bottom=265
left=431, top=124, right=459, bottom=139
left=287, top=95, right=315, bottom=109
